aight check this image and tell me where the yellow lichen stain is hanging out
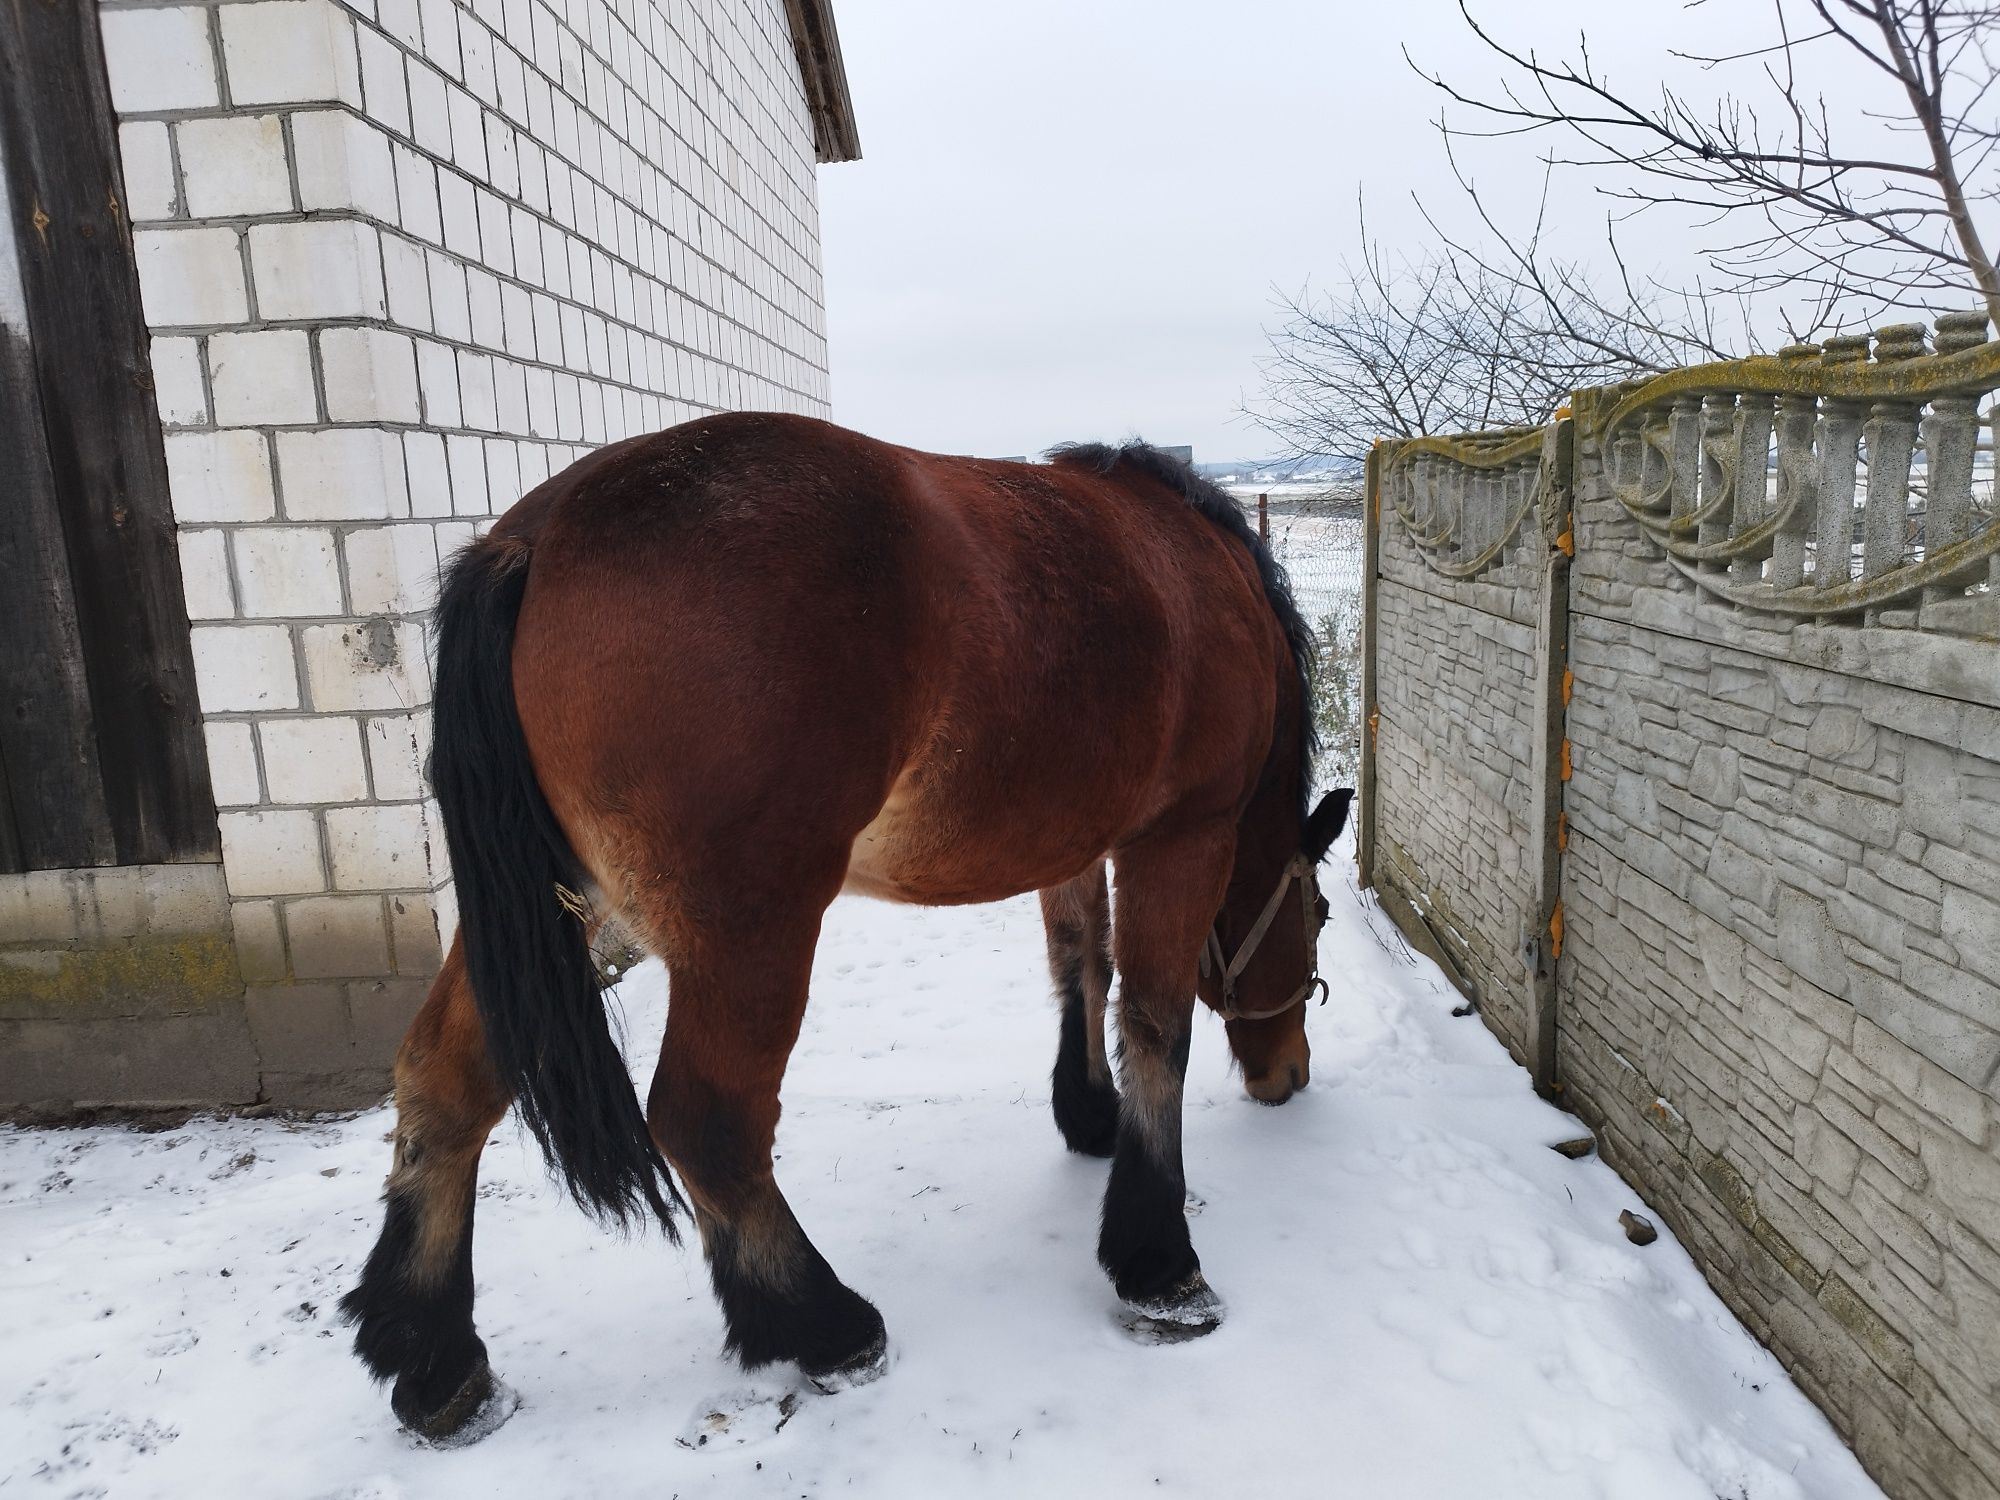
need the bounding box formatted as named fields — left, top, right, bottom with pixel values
left=1562, top=667, right=1574, bottom=706
left=1548, top=902, right=1564, bottom=960
left=1557, top=811, right=1569, bottom=851
left=1368, top=709, right=1381, bottom=747
left=1560, top=740, right=1573, bottom=780
left=0, top=934, right=242, bottom=1018
left=1598, top=337, right=2000, bottom=448
left=1556, top=526, right=1575, bottom=557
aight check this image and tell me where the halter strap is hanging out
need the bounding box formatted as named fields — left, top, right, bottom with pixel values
left=1197, top=853, right=1327, bottom=1022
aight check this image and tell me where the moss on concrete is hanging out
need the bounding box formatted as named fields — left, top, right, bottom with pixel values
left=0, top=932, right=244, bottom=1020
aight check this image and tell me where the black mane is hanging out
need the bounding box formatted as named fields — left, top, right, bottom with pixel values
left=1046, top=441, right=1319, bottom=822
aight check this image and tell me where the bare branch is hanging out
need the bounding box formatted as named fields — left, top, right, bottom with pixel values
left=1415, top=1, right=2000, bottom=328
left=1258, top=2, right=2000, bottom=455
left=1250, top=187, right=1729, bottom=462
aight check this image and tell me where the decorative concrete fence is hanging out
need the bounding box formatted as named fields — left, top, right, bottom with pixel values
left=1361, top=316, right=2000, bottom=1500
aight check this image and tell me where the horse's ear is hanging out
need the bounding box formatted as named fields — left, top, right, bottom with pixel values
left=1302, top=788, right=1354, bottom=863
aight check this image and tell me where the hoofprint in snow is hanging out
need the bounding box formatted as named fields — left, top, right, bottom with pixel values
left=1, top=836, right=1883, bottom=1500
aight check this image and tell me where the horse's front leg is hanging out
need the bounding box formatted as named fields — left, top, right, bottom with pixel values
left=341, top=940, right=515, bottom=1442
left=1098, top=825, right=1233, bottom=1337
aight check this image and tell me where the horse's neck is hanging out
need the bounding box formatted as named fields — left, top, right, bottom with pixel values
left=1231, top=693, right=1306, bottom=889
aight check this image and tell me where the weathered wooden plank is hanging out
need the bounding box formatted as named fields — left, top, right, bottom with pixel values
left=0, top=46, right=116, bottom=876
left=0, top=0, right=217, bottom=866
left=0, top=745, right=23, bottom=874
left=0, top=318, right=117, bottom=873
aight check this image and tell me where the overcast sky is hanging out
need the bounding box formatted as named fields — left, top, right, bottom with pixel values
left=814, top=1, right=1805, bottom=463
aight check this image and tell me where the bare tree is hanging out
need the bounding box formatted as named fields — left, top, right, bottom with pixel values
left=1418, top=0, right=2000, bottom=335
left=1259, top=192, right=1737, bottom=462
left=1259, top=1, right=2000, bottom=455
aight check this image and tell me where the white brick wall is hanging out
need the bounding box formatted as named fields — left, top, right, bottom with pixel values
left=100, top=7, right=220, bottom=112
left=134, top=227, right=250, bottom=325
left=208, top=330, right=317, bottom=426
left=102, top=0, right=834, bottom=989
left=261, top=717, right=373, bottom=804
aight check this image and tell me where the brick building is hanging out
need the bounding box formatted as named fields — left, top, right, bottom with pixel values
left=0, top=0, right=858, bottom=1111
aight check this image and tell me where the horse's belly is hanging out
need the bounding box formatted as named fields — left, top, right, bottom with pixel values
left=842, top=794, right=920, bottom=901
left=840, top=779, right=1103, bottom=906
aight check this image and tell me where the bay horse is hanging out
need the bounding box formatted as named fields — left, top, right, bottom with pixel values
left=340, top=413, right=1352, bottom=1442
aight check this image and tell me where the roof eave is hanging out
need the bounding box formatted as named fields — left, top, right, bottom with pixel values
left=782, top=0, right=861, bottom=163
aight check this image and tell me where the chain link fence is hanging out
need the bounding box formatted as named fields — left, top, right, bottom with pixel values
left=1225, top=484, right=1368, bottom=788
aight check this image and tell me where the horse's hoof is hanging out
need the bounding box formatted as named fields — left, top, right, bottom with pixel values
left=1116, top=1273, right=1224, bottom=1344
left=395, top=1359, right=520, bottom=1447
left=804, top=1332, right=890, bottom=1394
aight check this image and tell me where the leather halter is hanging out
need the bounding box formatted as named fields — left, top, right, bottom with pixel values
left=1198, top=852, right=1329, bottom=1022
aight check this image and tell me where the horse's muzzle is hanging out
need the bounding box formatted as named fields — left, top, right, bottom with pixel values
left=1244, top=1055, right=1309, bottom=1105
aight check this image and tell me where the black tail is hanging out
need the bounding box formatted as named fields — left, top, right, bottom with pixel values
left=429, top=538, right=682, bottom=1236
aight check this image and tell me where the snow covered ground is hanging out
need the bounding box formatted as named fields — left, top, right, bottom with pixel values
left=2, top=833, right=1886, bottom=1500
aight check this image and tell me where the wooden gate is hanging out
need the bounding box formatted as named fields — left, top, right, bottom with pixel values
left=0, top=2, right=216, bottom=874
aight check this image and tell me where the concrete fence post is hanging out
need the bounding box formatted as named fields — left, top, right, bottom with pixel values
left=1356, top=446, right=1381, bottom=889
left=1523, top=416, right=1573, bottom=1097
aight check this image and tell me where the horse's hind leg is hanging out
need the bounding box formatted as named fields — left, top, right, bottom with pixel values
left=1040, top=861, right=1119, bottom=1156
left=1098, top=825, right=1233, bottom=1336
left=644, top=889, right=887, bottom=1390
left=341, top=939, right=515, bottom=1441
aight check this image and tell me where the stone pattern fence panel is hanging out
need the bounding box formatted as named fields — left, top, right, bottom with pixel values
left=1360, top=316, right=2000, bottom=1500
left=1360, top=423, right=1571, bottom=1080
